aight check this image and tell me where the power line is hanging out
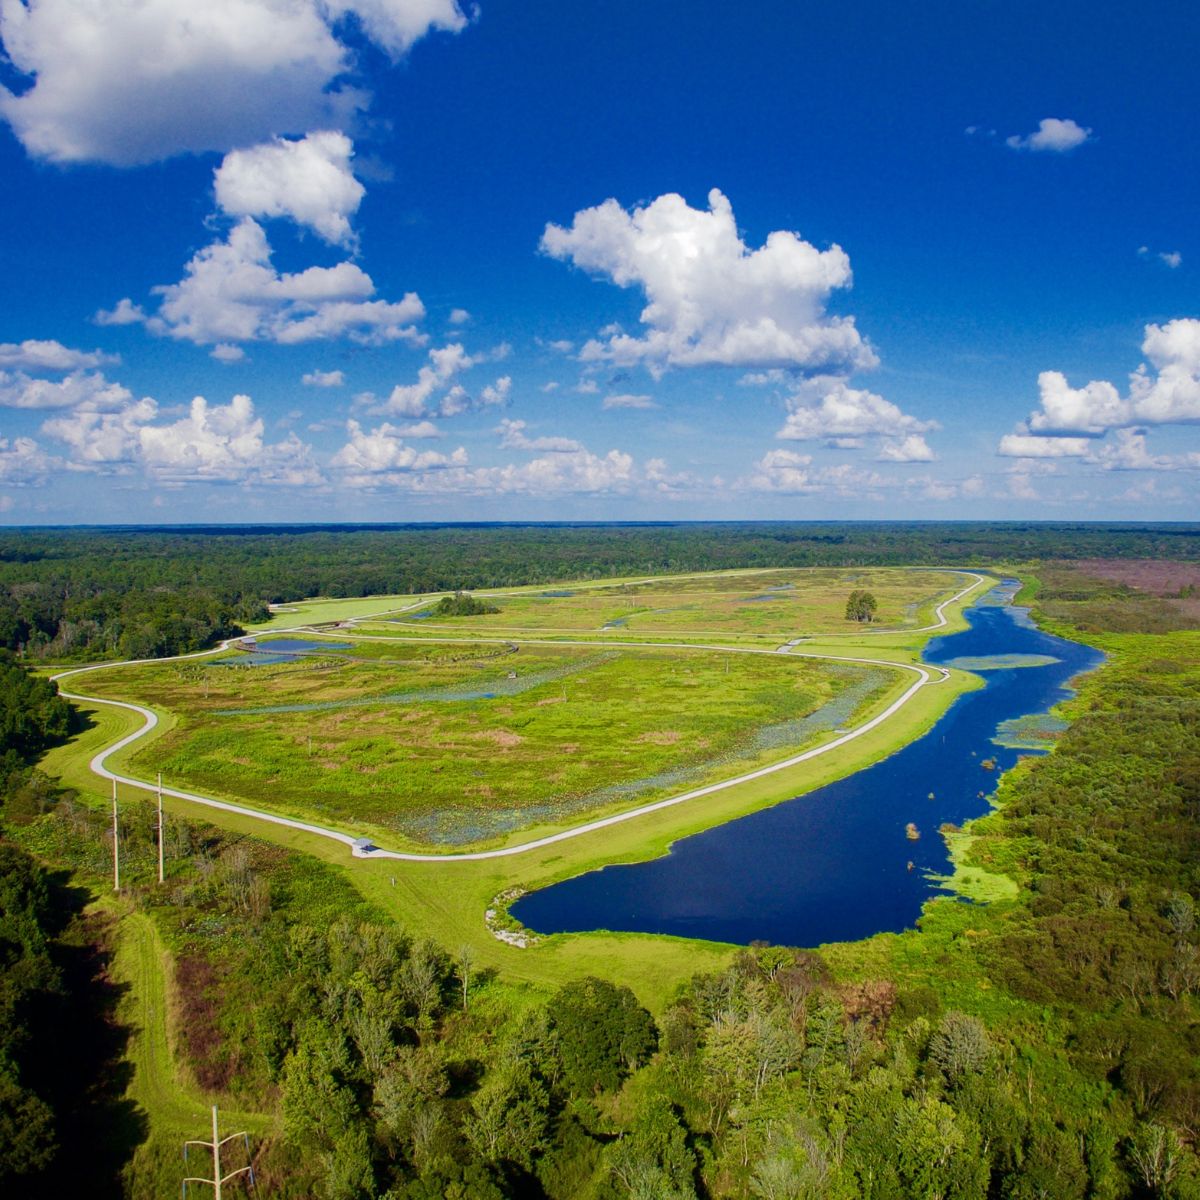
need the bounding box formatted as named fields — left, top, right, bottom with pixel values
left=182, top=1105, right=255, bottom=1198
left=157, top=771, right=165, bottom=885
left=112, top=778, right=120, bottom=893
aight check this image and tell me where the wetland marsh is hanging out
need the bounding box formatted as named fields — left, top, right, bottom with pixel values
left=66, top=566, right=967, bottom=850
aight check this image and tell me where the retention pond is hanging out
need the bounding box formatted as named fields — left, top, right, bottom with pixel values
left=510, top=582, right=1102, bottom=947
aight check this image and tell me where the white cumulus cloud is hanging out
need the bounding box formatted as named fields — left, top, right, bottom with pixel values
left=1005, top=118, right=1092, bottom=153
left=0, top=369, right=133, bottom=410
left=473, top=376, right=513, bottom=413
left=374, top=345, right=510, bottom=419
left=878, top=434, right=936, bottom=462
left=1131, top=319, right=1200, bottom=424
left=303, top=369, right=346, bottom=387
left=997, top=434, right=1092, bottom=458
left=333, top=437, right=638, bottom=497
left=94, top=299, right=148, bottom=327
left=392, top=420, right=441, bottom=439
left=541, top=188, right=875, bottom=375
left=378, top=343, right=477, bottom=416
left=41, top=391, right=321, bottom=484
left=778, top=378, right=937, bottom=444
left=0, top=0, right=468, bottom=165
left=1027, top=371, right=1130, bottom=435
left=0, top=436, right=59, bottom=485
left=743, top=450, right=890, bottom=496
left=457, top=449, right=635, bottom=496
left=42, top=397, right=159, bottom=468
left=214, top=131, right=365, bottom=247
left=139, top=395, right=322, bottom=484
left=744, top=448, right=817, bottom=493
left=1090, top=429, right=1174, bottom=472
left=496, top=418, right=582, bottom=453
left=331, top=419, right=467, bottom=486
left=1005, top=320, right=1200, bottom=456
left=0, top=339, right=116, bottom=371
left=320, top=0, right=468, bottom=57
left=112, top=217, right=424, bottom=347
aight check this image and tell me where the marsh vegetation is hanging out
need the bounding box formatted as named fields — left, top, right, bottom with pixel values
left=77, top=608, right=909, bottom=846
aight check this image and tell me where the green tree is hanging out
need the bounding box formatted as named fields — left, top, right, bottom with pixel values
left=0, top=655, right=70, bottom=758
left=548, top=977, right=657, bottom=1095
left=282, top=1025, right=366, bottom=1157
left=928, top=1011, right=991, bottom=1082
left=893, top=1094, right=988, bottom=1199
left=434, top=592, right=500, bottom=617
left=463, top=1062, right=550, bottom=1170
left=601, top=1099, right=697, bottom=1200
left=844, top=590, right=878, bottom=623
left=1130, top=1123, right=1185, bottom=1198
left=0, top=844, right=61, bottom=1187
left=0, top=1067, right=56, bottom=1181
left=373, top=1046, right=448, bottom=1164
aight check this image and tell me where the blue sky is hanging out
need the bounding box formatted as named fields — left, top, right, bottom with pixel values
left=0, top=0, right=1197, bottom=523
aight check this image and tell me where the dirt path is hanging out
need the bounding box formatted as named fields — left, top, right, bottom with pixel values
left=107, top=904, right=271, bottom=1135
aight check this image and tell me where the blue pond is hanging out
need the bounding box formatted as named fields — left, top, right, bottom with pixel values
left=210, top=638, right=352, bottom=666
left=511, top=586, right=1102, bottom=947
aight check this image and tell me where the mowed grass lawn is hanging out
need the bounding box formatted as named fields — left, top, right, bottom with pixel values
left=372, top=566, right=966, bottom=639
left=78, top=640, right=892, bottom=846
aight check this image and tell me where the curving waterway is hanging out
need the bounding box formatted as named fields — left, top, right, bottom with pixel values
left=510, top=583, right=1103, bottom=948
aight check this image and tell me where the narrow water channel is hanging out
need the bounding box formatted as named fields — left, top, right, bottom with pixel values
left=510, top=582, right=1103, bottom=947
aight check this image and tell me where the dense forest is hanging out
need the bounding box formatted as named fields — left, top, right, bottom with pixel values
left=4, top=522, right=1199, bottom=661
left=1, top=534, right=1199, bottom=1196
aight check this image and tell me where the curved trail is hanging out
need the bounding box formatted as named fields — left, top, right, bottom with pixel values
left=52, top=572, right=987, bottom=864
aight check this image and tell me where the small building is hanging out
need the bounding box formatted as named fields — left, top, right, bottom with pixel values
left=352, top=837, right=377, bottom=856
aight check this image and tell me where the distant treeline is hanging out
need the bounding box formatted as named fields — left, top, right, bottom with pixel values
left=3, top=522, right=1199, bottom=661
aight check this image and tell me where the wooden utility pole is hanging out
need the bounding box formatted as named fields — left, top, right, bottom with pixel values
left=157, top=772, right=165, bottom=885
left=183, top=1105, right=254, bottom=1198
left=111, top=779, right=120, bottom=893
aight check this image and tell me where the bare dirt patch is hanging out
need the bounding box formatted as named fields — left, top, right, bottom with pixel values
left=468, top=729, right=524, bottom=748
left=636, top=730, right=684, bottom=745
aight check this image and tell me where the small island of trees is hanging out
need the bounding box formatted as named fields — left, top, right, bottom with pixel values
left=845, top=589, right=878, bottom=622
left=435, top=591, right=501, bottom=617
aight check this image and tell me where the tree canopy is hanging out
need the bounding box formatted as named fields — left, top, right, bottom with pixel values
left=433, top=592, right=500, bottom=617
left=547, top=976, right=657, bottom=1096
left=845, top=589, right=878, bottom=622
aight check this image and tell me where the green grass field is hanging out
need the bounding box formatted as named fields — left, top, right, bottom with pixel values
left=253, top=565, right=965, bottom=639
left=360, top=566, right=966, bottom=640
left=41, top=566, right=992, bottom=1009
left=78, top=639, right=896, bottom=846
